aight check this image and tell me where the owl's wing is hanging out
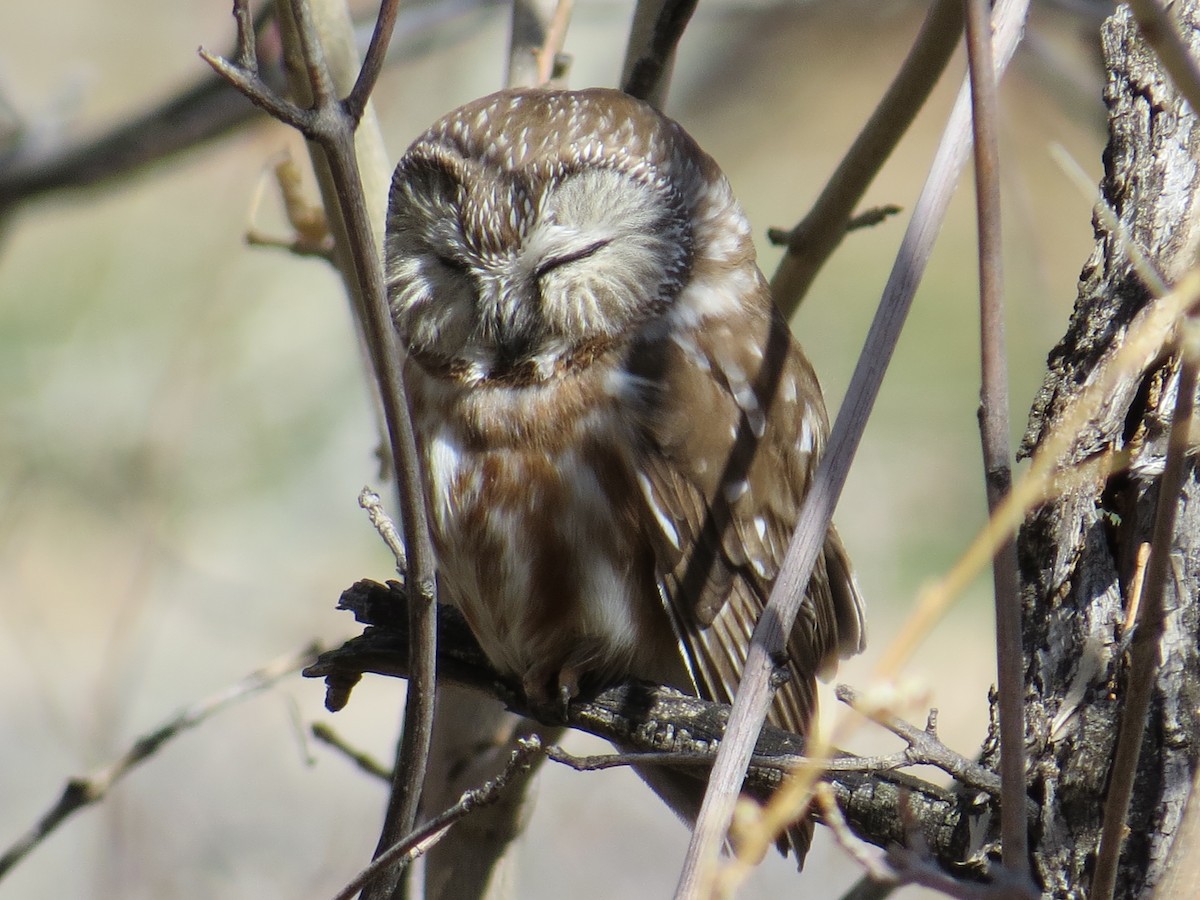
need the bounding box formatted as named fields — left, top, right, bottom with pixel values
left=629, top=302, right=865, bottom=739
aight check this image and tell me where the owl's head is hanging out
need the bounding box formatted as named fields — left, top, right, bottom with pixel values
left=385, top=88, right=754, bottom=386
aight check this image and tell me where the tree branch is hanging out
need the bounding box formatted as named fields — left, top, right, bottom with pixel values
left=0, top=644, right=320, bottom=883
left=618, top=0, right=698, bottom=109
left=962, top=0, right=1029, bottom=883
left=202, top=4, right=437, bottom=897
left=769, top=0, right=964, bottom=317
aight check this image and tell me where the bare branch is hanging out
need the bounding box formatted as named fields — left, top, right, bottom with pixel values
left=205, top=4, right=439, bottom=896
left=506, top=0, right=559, bottom=89
left=344, top=0, right=400, bottom=123
left=769, top=0, right=964, bottom=317
left=963, top=0, right=1029, bottom=882
left=359, top=487, right=408, bottom=572
left=306, top=580, right=998, bottom=876
left=329, top=738, right=544, bottom=900
left=836, top=686, right=1004, bottom=799
left=535, top=0, right=575, bottom=87
left=312, top=722, right=393, bottom=782
left=0, top=7, right=281, bottom=213
left=0, top=644, right=320, bottom=883
left=676, top=3, right=1032, bottom=895
left=618, top=0, right=698, bottom=109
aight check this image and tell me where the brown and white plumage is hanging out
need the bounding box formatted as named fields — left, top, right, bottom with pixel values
left=386, top=87, right=865, bottom=861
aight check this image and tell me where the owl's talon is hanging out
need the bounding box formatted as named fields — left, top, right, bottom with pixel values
left=558, top=683, right=573, bottom=721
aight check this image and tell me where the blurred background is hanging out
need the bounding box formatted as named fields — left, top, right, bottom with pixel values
left=0, top=1, right=1108, bottom=897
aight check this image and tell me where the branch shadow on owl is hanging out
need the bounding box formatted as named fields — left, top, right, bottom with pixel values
left=305, top=578, right=1004, bottom=882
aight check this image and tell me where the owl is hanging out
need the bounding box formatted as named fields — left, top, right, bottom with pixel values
left=385, top=87, right=865, bottom=860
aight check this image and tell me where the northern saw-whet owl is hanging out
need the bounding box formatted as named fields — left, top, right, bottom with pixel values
left=385, top=87, right=866, bottom=860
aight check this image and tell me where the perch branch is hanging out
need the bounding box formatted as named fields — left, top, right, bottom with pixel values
left=0, top=643, right=319, bottom=883
left=305, top=579, right=1015, bottom=880
left=962, top=0, right=1029, bottom=881
left=677, top=3, right=1032, bottom=895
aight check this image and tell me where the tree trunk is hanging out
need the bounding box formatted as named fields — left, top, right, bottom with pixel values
left=1017, top=5, right=1200, bottom=897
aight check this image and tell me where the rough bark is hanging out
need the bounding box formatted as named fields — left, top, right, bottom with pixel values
left=1015, top=6, right=1200, bottom=897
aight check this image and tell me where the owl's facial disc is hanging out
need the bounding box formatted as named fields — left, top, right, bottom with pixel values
left=387, top=151, right=693, bottom=387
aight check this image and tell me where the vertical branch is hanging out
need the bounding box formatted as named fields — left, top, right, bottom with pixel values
left=619, top=0, right=699, bottom=109
left=228, top=2, right=436, bottom=897
left=962, top=0, right=1029, bottom=883
left=673, top=2, right=1032, bottom=896
left=771, top=0, right=965, bottom=317
left=506, top=0, right=560, bottom=89
left=1091, top=332, right=1199, bottom=899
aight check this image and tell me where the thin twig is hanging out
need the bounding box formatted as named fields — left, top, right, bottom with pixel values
left=359, top=487, right=407, bottom=572
left=963, top=0, right=1029, bottom=882
left=1091, top=328, right=1199, bottom=899
left=769, top=0, right=964, bottom=317
left=344, top=0, right=400, bottom=123
left=836, top=686, right=1004, bottom=798
left=535, top=0, right=575, bottom=86
left=312, top=722, right=393, bottom=782
left=506, top=0, right=560, bottom=89
left=765, top=205, right=903, bottom=246
left=0, top=643, right=320, bottom=882
left=544, top=739, right=967, bottom=779
left=329, top=738, right=544, bottom=900
left=674, top=4, right=1032, bottom=896
left=618, top=0, right=699, bottom=109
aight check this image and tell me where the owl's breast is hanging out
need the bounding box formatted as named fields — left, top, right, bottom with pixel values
left=406, top=363, right=682, bottom=702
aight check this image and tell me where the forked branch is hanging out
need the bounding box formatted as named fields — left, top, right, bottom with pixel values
left=201, top=3, right=437, bottom=897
